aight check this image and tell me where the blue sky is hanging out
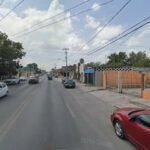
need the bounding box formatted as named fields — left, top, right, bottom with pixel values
left=0, top=0, right=150, bottom=70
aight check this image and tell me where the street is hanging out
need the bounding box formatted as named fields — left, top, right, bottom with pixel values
left=0, top=75, right=136, bottom=150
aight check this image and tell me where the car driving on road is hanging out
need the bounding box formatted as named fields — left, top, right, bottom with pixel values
left=111, top=107, right=150, bottom=150
left=4, top=76, right=20, bottom=85
left=64, top=79, right=76, bottom=88
left=47, top=74, right=53, bottom=80
left=0, top=82, right=8, bottom=98
left=28, top=76, right=39, bottom=84
left=19, top=76, right=27, bottom=81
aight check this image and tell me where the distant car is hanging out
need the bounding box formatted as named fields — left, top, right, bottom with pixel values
left=0, top=82, right=8, bottom=98
left=47, top=76, right=52, bottom=80
left=19, top=76, right=27, bottom=81
left=64, top=79, right=76, bottom=88
left=28, top=76, right=39, bottom=84
left=4, top=76, right=20, bottom=85
left=47, top=73, right=53, bottom=80
left=111, top=107, right=150, bottom=150
left=35, top=74, right=39, bottom=78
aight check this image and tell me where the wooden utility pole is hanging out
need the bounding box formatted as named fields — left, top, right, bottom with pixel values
left=63, top=48, right=69, bottom=79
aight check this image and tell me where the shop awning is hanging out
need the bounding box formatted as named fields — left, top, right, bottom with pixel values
left=84, top=68, right=95, bottom=74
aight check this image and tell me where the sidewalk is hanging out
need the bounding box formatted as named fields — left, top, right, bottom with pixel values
left=76, top=82, right=104, bottom=92
left=77, top=82, right=150, bottom=108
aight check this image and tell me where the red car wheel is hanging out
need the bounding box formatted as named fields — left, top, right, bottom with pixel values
left=114, top=120, right=125, bottom=139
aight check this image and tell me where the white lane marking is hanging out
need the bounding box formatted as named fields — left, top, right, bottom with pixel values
left=66, top=103, right=76, bottom=119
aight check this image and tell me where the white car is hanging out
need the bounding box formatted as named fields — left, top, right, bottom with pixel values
left=0, top=82, right=8, bottom=98
left=4, top=76, right=20, bottom=85
left=19, top=76, right=27, bottom=81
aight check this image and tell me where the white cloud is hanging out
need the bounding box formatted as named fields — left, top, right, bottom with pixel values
left=92, top=3, right=101, bottom=12
left=126, top=25, right=150, bottom=48
left=85, top=15, right=99, bottom=29
left=8, top=0, right=19, bottom=2
left=91, top=25, right=123, bottom=48
left=0, top=0, right=88, bottom=70
left=85, top=15, right=123, bottom=50
left=1, top=0, right=20, bottom=6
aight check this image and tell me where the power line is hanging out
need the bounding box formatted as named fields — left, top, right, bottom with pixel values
left=71, top=0, right=132, bottom=58
left=11, top=0, right=115, bottom=38
left=71, top=16, right=150, bottom=63
left=0, top=0, right=24, bottom=23
left=11, top=0, right=94, bottom=37
left=11, top=8, right=92, bottom=38
left=87, top=19, right=150, bottom=56
left=85, top=0, right=132, bottom=45
left=86, top=16, right=150, bottom=55
left=69, top=0, right=132, bottom=62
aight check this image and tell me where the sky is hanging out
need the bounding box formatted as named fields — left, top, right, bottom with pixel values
left=0, top=0, right=150, bottom=70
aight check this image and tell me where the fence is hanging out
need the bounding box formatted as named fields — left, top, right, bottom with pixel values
left=101, top=69, right=148, bottom=97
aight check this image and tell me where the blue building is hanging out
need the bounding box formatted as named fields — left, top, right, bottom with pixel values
left=84, top=68, right=95, bottom=85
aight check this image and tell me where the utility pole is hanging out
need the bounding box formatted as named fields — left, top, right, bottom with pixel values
left=63, top=48, right=69, bottom=79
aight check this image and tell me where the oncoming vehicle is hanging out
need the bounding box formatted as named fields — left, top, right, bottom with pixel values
left=47, top=74, right=53, bottom=80
left=0, top=82, right=8, bottom=98
left=28, top=76, right=39, bottom=84
left=64, top=79, right=76, bottom=88
left=19, top=76, right=27, bottom=81
left=111, top=107, right=150, bottom=150
left=4, top=76, right=20, bottom=85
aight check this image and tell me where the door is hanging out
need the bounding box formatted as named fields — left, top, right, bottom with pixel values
left=0, top=84, right=4, bottom=97
left=127, top=115, right=150, bottom=150
left=2, top=83, right=7, bottom=95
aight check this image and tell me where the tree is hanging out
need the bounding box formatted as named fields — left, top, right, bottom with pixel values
left=107, top=52, right=128, bottom=67
left=85, top=62, right=101, bottom=69
left=135, top=58, right=150, bottom=67
left=0, top=31, right=25, bottom=76
left=127, top=51, right=147, bottom=67
left=106, top=51, right=150, bottom=67
left=27, top=63, right=39, bottom=72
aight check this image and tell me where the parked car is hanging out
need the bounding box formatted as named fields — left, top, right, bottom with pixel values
left=64, top=79, right=76, bottom=88
left=4, top=76, right=20, bottom=85
left=28, top=76, right=39, bottom=84
left=19, top=76, right=27, bottom=81
left=111, top=107, right=150, bottom=150
left=0, top=82, right=8, bottom=98
left=61, top=77, right=66, bottom=84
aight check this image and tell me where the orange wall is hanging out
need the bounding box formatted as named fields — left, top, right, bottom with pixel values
left=143, top=90, right=150, bottom=101
left=105, top=71, right=118, bottom=88
left=104, top=71, right=145, bottom=88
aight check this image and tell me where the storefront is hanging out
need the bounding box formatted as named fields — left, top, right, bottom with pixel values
left=84, top=68, right=95, bottom=85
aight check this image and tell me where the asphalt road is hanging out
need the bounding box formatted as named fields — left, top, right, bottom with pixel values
left=0, top=76, right=137, bottom=150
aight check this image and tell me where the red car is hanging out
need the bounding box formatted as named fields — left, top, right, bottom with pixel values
left=111, top=107, right=150, bottom=150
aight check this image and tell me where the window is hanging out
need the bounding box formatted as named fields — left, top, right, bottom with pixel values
left=128, top=109, right=144, bottom=116
left=135, top=115, right=150, bottom=128
left=2, top=84, right=6, bottom=88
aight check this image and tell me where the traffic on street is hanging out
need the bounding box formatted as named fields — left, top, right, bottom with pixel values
left=0, top=0, right=150, bottom=150
left=0, top=75, right=138, bottom=150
